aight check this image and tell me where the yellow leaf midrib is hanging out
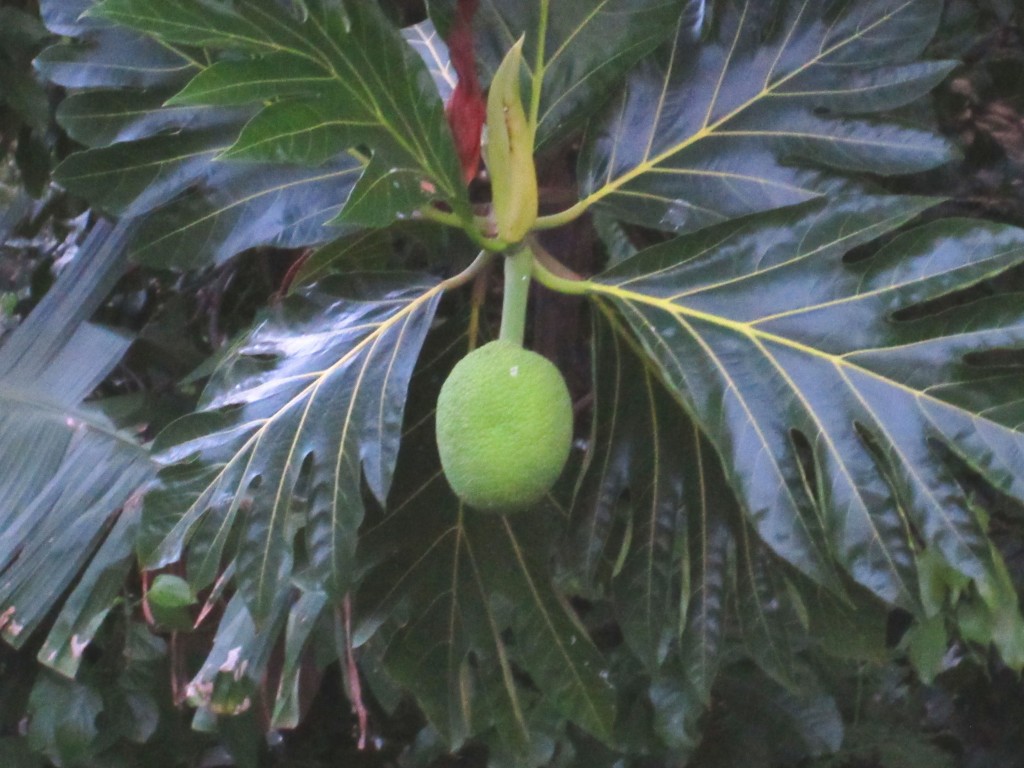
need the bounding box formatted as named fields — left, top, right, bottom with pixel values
left=591, top=277, right=1021, bottom=424
left=577, top=0, right=921, bottom=212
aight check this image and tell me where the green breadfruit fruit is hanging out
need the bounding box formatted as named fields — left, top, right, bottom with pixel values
left=147, top=574, right=195, bottom=631
left=435, top=339, right=573, bottom=511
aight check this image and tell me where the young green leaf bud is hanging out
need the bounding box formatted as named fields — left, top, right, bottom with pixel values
left=486, top=37, right=538, bottom=243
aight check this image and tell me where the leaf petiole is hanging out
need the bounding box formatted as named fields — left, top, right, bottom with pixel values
left=499, top=247, right=533, bottom=346
left=419, top=205, right=509, bottom=252
left=440, top=250, right=495, bottom=292
left=533, top=200, right=590, bottom=230
left=529, top=244, right=591, bottom=296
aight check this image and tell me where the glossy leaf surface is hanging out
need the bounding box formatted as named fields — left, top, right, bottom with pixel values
left=565, top=318, right=690, bottom=671
left=141, top=274, right=445, bottom=619
left=38, top=0, right=362, bottom=269
left=431, top=0, right=702, bottom=149
left=584, top=196, right=1024, bottom=608
left=17, top=0, right=1024, bottom=761
left=0, top=222, right=153, bottom=668
left=578, top=0, right=956, bottom=232
left=91, top=0, right=470, bottom=224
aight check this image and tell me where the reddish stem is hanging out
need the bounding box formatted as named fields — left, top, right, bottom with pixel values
left=342, top=595, right=369, bottom=750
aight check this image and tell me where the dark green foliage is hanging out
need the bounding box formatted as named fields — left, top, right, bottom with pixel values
left=4, top=1, right=1024, bottom=766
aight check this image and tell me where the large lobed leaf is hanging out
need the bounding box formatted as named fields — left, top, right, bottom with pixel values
left=569, top=313, right=857, bottom=759
left=429, top=0, right=705, bottom=149
left=564, top=318, right=691, bottom=672
left=579, top=195, right=1024, bottom=618
left=36, top=0, right=365, bottom=269
left=141, top=274, right=446, bottom=620
left=142, top=301, right=618, bottom=753
left=0, top=221, right=154, bottom=673
left=361, top=504, right=617, bottom=751
left=577, top=0, right=956, bottom=233
left=29, top=0, right=1020, bottom=759
left=88, top=0, right=470, bottom=230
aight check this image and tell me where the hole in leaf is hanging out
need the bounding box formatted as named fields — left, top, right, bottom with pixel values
left=885, top=607, right=914, bottom=647
left=963, top=347, right=1024, bottom=367
left=853, top=421, right=923, bottom=548
left=891, top=261, right=1024, bottom=322
left=788, top=428, right=819, bottom=507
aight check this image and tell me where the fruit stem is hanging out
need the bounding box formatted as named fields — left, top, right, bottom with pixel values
left=499, top=246, right=533, bottom=346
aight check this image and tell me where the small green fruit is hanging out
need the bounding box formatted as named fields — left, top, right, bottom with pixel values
left=147, top=574, right=196, bottom=631
left=436, top=340, right=573, bottom=511
left=148, top=574, right=195, bottom=609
